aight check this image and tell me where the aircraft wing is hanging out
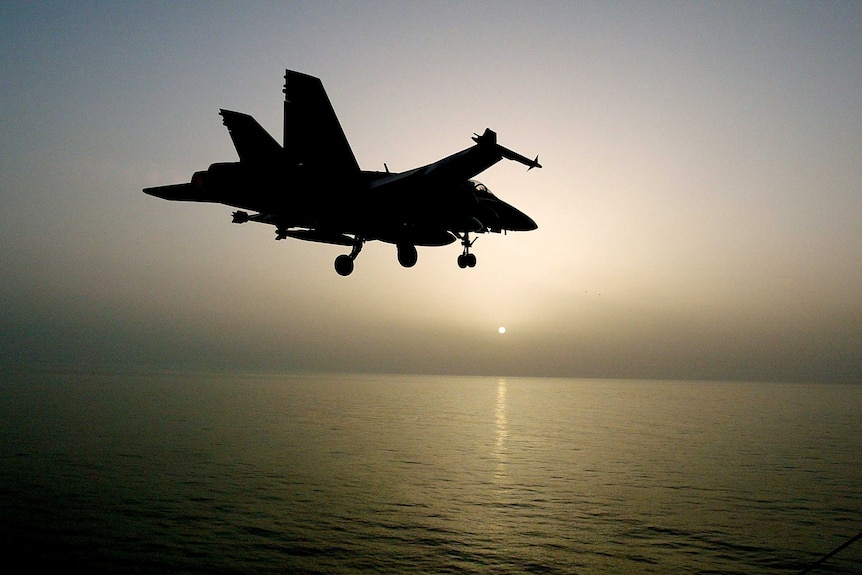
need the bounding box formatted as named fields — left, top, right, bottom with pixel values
left=219, top=110, right=282, bottom=164
left=283, top=70, right=360, bottom=176
left=385, top=128, right=541, bottom=190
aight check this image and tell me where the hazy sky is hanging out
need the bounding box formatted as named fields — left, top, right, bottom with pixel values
left=2, top=1, right=860, bottom=382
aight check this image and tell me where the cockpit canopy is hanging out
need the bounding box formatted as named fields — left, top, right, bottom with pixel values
left=468, top=179, right=494, bottom=199
left=466, top=179, right=537, bottom=233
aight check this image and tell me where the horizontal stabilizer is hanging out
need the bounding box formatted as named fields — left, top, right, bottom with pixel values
left=143, top=183, right=202, bottom=201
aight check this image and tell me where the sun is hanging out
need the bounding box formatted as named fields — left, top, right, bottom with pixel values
left=498, top=326, right=506, bottom=334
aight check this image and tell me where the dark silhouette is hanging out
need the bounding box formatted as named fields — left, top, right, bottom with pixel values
left=144, top=70, right=541, bottom=276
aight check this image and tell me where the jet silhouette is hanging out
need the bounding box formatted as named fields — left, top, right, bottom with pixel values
left=144, top=70, right=540, bottom=275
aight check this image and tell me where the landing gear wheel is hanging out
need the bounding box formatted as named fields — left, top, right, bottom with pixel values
left=334, top=237, right=365, bottom=276
left=466, top=253, right=477, bottom=267
left=457, top=254, right=468, bottom=269
left=397, top=244, right=418, bottom=268
left=334, top=254, right=354, bottom=276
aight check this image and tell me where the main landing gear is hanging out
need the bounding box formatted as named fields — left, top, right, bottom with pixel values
left=456, top=232, right=477, bottom=269
left=334, top=238, right=364, bottom=276
left=335, top=240, right=418, bottom=276
left=333, top=235, right=478, bottom=276
left=397, top=243, right=418, bottom=268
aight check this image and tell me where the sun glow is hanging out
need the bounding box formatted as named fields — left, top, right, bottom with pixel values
left=498, top=327, right=506, bottom=334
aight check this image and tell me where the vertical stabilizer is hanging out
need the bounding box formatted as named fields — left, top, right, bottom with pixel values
left=283, top=70, right=360, bottom=175
left=220, top=110, right=282, bottom=164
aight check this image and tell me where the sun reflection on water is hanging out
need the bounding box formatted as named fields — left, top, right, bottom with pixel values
left=494, top=378, right=508, bottom=484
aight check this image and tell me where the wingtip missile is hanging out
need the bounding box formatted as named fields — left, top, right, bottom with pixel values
left=528, top=155, right=541, bottom=171
left=498, top=144, right=542, bottom=171
left=473, top=129, right=541, bottom=170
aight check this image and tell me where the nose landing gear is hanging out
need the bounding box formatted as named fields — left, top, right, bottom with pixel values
left=456, top=233, right=477, bottom=269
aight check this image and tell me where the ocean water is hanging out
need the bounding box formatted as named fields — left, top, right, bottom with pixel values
left=0, top=371, right=860, bottom=574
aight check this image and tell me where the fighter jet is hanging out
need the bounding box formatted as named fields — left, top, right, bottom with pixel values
left=144, top=70, right=540, bottom=276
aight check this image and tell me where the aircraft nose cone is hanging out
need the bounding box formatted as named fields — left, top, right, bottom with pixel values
left=518, top=213, right=538, bottom=231
left=494, top=199, right=537, bottom=231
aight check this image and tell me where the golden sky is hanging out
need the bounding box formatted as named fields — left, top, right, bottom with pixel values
left=1, top=2, right=860, bottom=381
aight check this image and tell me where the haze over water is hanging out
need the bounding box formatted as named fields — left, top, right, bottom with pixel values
left=2, top=371, right=859, bottom=574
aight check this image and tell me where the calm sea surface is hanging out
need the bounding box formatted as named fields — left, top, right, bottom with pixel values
left=1, top=371, right=860, bottom=574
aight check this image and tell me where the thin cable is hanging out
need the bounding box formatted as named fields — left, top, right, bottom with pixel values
left=797, top=529, right=862, bottom=575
